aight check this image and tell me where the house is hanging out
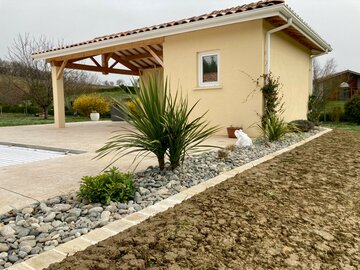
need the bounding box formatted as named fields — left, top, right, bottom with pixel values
left=318, top=70, right=360, bottom=101
left=32, top=0, right=331, bottom=136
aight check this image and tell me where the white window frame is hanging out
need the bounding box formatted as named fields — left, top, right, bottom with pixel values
left=198, top=51, right=220, bottom=88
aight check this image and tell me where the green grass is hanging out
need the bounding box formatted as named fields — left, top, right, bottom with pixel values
left=0, top=113, right=99, bottom=127
left=325, top=100, right=346, bottom=113
left=321, top=122, right=360, bottom=132
left=98, top=90, right=130, bottom=102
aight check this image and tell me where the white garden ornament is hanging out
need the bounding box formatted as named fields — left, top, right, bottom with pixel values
left=235, top=129, right=253, bottom=147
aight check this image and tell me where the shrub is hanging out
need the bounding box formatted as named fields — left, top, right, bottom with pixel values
left=96, top=74, right=219, bottom=170
left=330, top=107, right=343, bottom=122
left=164, top=92, right=220, bottom=169
left=259, top=112, right=292, bottom=142
left=289, top=120, right=314, bottom=132
left=261, top=74, right=283, bottom=127
left=73, top=94, right=110, bottom=117
left=77, top=167, right=135, bottom=205
left=345, top=94, right=360, bottom=124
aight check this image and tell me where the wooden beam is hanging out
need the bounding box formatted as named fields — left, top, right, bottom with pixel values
left=65, top=62, right=140, bottom=75
left=119, top=51, right=162, bottom=61
left=48, top=37, right=164, bottom=62
left=144, top=46, right=163, bottom=67
left=56, top=60, right=68, bottom=80
left=90, top=56, right=101, bottom=67
left=111, top=53, right=139, bottom=71
left=101, top=54, right=111, bottom=75
left=109, top=61, right=119, bottom=69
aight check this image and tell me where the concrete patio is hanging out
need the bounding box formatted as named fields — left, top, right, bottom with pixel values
left=0, top=121, right=234, bottom=214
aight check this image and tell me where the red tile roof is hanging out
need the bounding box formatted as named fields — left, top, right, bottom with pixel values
left=33, top=0, right=284, bottom=55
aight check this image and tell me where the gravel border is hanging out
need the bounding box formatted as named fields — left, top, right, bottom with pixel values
left=0, top=128, right=325, bottom=269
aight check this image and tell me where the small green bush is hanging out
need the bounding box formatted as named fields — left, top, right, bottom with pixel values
left=345, top=94, right=360, bottom=124
left=259, top=112, right=292, bottom=142
left=77, top=167, right=136, bottom=205
left=289, top=120, right=314, bottom=132
left=73, top=94, right=110, bottom=117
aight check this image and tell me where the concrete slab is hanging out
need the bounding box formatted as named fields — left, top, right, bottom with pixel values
left=0, top=189, right=36, bottom=214
left=0, top=121, right=235, bottom=214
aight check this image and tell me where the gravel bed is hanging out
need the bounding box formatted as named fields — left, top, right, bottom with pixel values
left=0, top=129, right=323, bottom=268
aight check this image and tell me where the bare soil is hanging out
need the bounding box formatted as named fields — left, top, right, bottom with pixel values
left=47, top=130, right=360, bottom=270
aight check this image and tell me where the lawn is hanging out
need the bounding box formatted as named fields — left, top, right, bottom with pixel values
left=322, top=122, right=360, bottom=132
left=324, top=100, right=346, bottom=113
left=0, top=113, right=99, bottom=127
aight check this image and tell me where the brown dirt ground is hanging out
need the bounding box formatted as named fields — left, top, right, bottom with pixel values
left=47, top=130, right=360, bottom=270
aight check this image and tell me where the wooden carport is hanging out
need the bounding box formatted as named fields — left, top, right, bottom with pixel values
left=35, top=37, right=164, bottom=128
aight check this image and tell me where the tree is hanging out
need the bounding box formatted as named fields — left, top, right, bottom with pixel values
left=7, top=34, right=55, bottom=119
left=7, top=34, right=99, bottom=119
left=308, top=58, right=338, bottom=123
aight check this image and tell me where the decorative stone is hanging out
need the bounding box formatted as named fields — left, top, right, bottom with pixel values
left=52, top=220, right=63, bottom=228
left=21, top=207, right=34, bottom=215
left=53, top=204, right=71, bottom=212
left=0, top=225, right=15, bottom=237
left=20, top=245, right=32, bottom=254
left=31, top=246, right=42, bottom=254
left=18, top=250, right=27, bottom=258
left=0, top=252, right=7, bottom=260
left=44, top=212, right=56, bottom=222
left=68, top=208, right=82, bottom=217
left=0, top=244, right=8, bottom=253
left=19, top=240, right=36, bottom=248
left=37, top=224, right=53, bottom=233
left=89, top=207, right=103, bottom=213
left=8, top=255, right=18, bottom=263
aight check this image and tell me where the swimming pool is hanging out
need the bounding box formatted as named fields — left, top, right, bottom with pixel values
left=0, top=144, right=68, bottom=167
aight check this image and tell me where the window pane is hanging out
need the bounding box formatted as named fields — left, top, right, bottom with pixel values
left=202, top=55, right=218, bottom=82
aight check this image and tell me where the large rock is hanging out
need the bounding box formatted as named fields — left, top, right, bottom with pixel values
left=0, top=244, right=9, bottom=253
left=53, top=204, right=71, bottom=212
left=68, top=208, right=82, bottom=217
left=44, top=212, right=56, bottom=222
left=0, top=225, right=15, bottom=237
left=88, top=207, right=103, bottom=213
left=21, top=207, right=34, bottom=215
left=19, top=240, right=36, bottom=248
left=37, top=224, right=54, bottom=233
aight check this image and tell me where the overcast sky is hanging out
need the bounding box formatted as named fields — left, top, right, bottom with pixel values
left=0, top=0, right=359, bottom=83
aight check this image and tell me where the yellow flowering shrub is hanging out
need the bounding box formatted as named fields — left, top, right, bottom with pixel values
left=73, top=94, right=110, bottom=117
left=126, top=98, right=140, bottom=115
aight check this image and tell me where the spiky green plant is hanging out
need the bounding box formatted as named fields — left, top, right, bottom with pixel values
left=96, top=75, right=168, bottom=170
left=96, top=74, right=219, bottom=170
left=164, top=92, right=220, bottom=169
left=259, top=111, right=292, bottom=142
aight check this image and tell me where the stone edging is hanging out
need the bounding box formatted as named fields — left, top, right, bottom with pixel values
left=8, top=128, right=332, bottom=270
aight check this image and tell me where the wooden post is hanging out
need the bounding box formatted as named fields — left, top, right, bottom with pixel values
left=51, top=64, right=65, bottom=128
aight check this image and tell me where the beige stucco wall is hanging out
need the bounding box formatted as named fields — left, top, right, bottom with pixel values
left=163, top=20, right=264, bottom=137
left=267, top=22, right=312, bottom=122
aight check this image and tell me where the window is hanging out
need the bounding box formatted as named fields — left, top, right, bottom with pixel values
left=198, top=51, right=220, bottom=87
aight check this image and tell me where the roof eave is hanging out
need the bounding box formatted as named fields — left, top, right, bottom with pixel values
left=280, top=6, right=332, bottom=53
left=32, top=3, right=332, bottom=61
left=32, top=5, right=284, bottom=61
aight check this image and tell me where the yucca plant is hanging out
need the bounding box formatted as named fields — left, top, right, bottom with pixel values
left=259, top=111, right=292, bottom=142
left=164, top=92, right=220, bottom=169
left=96, top=74, right=219, bottom=170
left=96, top=75, right=168, bottom=170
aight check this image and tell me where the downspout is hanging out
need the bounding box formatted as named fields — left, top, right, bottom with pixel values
left=265, top=17, right=293, bottom=78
